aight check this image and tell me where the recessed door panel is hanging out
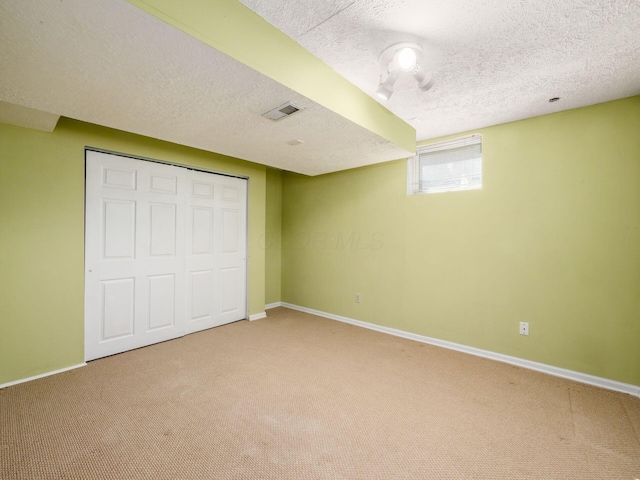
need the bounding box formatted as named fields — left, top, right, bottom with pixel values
left=190, top=270, right=213, bottom=321
left=191, top=207, right=213, bottom=255
left=222, top=186, right=240, bottom=202
left=103, top=200, right=136, bottom=260
left=192, top=181, right=214, bottom=198
left=222, top=209, right=240, bottom=253
left=101, top=278, right=135, bottom=341
left=150, top=174, right=177, bottom=194
left=220, top=267, right=239, bottom=314
left=103, top=167, right=136, bottom=190
left=149, top=203, right=176, bottom=257
left=148, top=274, right=175, bottom=330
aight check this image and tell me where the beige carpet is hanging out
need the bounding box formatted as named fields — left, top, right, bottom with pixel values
left=1, top=307, right=639, bottom=479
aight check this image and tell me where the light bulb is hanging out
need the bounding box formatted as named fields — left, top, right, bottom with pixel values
left=397, top=47, right=417, bottom=70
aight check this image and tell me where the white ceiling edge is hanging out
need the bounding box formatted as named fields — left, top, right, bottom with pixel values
left=0, top=101, right=60, bottom=132
left=0, top=0, right=411, bottom=176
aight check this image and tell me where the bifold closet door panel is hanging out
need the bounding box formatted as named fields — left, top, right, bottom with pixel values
left=85, top=151, right=187, bottom=361
left=185, top=169, right=247, bottom=334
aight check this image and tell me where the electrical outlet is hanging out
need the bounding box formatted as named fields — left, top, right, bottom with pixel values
left=519, top=322, right=529, bottom=336
left=355, top=294, right=361, bottom=303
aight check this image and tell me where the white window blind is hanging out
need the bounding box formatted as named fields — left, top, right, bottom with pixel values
left=408, top=134, right=482, bottom=194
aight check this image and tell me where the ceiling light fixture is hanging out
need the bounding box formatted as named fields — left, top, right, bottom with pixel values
left=376, top=42, right=433, bottom=101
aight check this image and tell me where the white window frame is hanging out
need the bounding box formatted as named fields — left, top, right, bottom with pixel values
left=407, top=133, right=482, bottom=195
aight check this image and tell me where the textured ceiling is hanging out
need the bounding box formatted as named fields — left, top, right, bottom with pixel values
left=239, top=0, right=640, bottom=142
left=0, top=101, right=59, bottom=132
left=0, top=0, right=410, bottom=176
left=1, top=0, right=639, bottom=175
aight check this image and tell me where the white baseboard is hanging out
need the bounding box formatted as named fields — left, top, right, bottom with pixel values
left=249, top=312, right=267, bottom=321
left=0, top=363, right=86, bottom=390
left=281, top=303, right=640, bottom=397
left=265, top=302, right=283, bottom=310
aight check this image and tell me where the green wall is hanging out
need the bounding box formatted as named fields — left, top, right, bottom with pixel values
left=2, top=97, right=638, bottom=387
left=281, top=97, right=640, bottom=385
left=265, top=168, right=283, bottom=305
left=0, top=118, right=266, bottom=385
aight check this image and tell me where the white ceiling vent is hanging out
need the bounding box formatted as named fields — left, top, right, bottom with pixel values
left=261, top=102, right=304, bottom=121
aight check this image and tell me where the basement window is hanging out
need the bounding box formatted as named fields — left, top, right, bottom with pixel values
left=407, top=134, right=482, bottom=194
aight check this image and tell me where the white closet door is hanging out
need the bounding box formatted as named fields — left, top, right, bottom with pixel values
left=85, top=151, right=248, bottom=361
left=85, top=151, right=187, bottom=361
left=185, top=170, right=247, bottom=333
